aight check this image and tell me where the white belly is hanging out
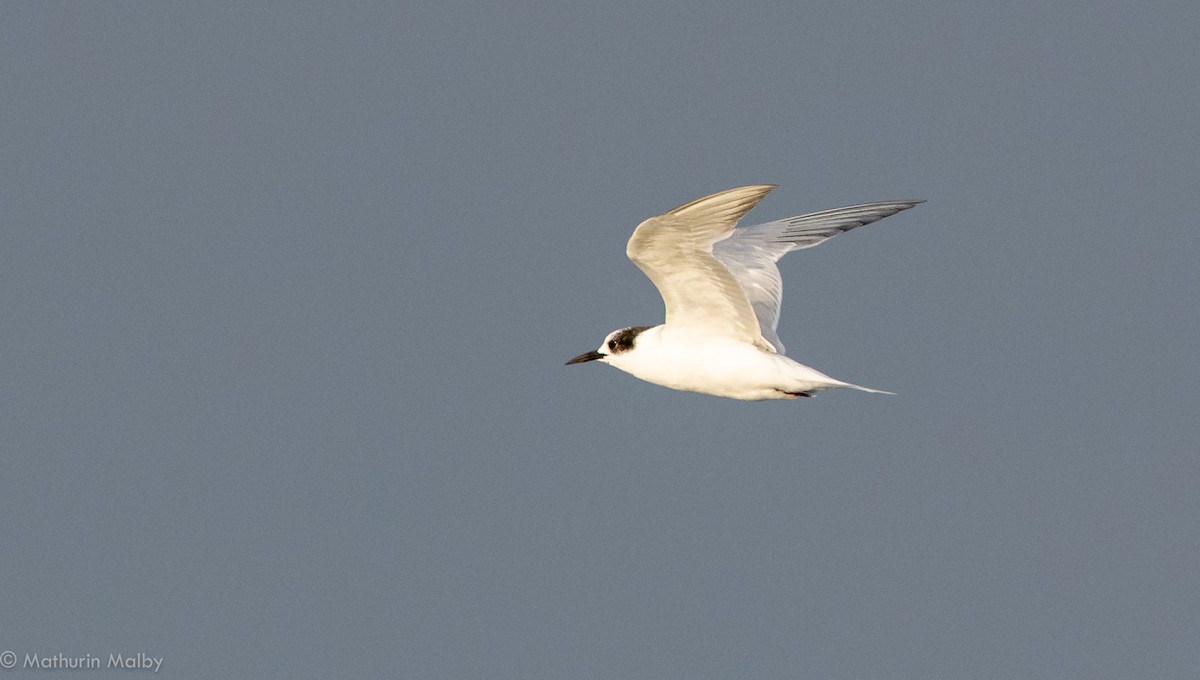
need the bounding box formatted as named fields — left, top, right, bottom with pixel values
left=607, top=327, right=846, bottom=400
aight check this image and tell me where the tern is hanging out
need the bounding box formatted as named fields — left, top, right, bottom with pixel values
left=566, top=185, right=922, bottom=400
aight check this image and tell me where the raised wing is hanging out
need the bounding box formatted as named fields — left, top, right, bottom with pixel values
left=626, top=185, right=776, bottom=349
left=714, top=200, right=923, bottom=353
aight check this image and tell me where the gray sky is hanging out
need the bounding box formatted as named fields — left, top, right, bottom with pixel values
left=3, top=2, right=1199, bottom=678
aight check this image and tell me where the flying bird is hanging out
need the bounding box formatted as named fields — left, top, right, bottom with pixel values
left=566, top=185, right=922, bottom=400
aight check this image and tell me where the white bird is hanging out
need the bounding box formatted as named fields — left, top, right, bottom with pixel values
left=566, top=185, right=922, bottom=400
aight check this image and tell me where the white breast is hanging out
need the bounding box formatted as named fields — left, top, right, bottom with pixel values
left=604, top=326, right=847, bottom=400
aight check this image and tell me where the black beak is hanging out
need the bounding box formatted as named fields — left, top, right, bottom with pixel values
left=565, top=351, right=605, bottom=365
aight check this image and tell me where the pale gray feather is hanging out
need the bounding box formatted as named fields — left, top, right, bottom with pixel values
left=713, top=200, right=924, bottom=353
left=626, top=185, right=777, bottom=349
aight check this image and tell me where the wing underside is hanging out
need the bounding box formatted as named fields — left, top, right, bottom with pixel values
left=713, top=199, right=923, bottom=352
left=626, top=185, right=777, bottom=349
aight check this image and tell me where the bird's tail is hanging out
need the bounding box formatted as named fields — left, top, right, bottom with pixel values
left=841, top=382, right=896, bottom=395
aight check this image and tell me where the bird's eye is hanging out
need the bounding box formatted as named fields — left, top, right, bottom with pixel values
left=607, top=340, right=616, bottom=351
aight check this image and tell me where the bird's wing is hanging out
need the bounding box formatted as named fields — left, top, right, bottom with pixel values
left=713, top=200, right=923, bottom=353
left=626, top=185, right=776, bottom=349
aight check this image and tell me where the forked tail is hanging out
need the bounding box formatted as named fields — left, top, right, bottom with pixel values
left=841, top=382, right=896, bottom=395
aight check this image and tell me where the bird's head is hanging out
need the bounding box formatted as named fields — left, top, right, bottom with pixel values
left=565, top=326, right=651, bottom=366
